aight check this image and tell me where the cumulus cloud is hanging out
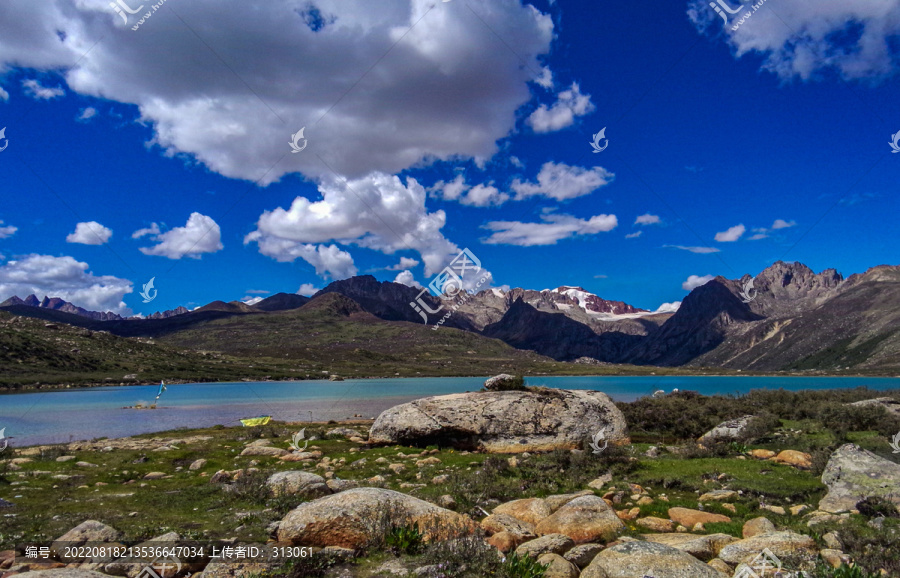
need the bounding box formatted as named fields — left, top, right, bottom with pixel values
left=482, top=213, right=617, bottom=246
left=625, top=231, right=642, bottom=239
left=137, top=212, right=223, bottom=259
left=429, top=175, right=510, bottom=207
left=245, top=172, right=475, bottom=278
left=77, top=107, right=97, bottom=122
left=297, top=283, right=321, bottom=296
left=393, top=270, right=422, bottom=288
left=242, top=296, right=264, bottom=306
left=0, top=254, right=132, bottom=314
left=387, top=256, right=420, bottom=271
left=66, top=221, right=112, bottom=245
left=683, top=274, right=715, bottom=291
left=511, top=162, right=614, bottom=201
left=634, top=213, right=661, bottom=226
left=526, top=82, right=594, bottom=133
left=688, top=0, right=900, bottom=81
left=0, top=1, right=553, bottom=184
left=655, top=301, right=681, bottom=313
left=533, top=66, right=553, bottom=89
left=715, top=224, right=746, bottom=242
left=21, top=78, right=64, bottom=99
left=0, top=220, right=17, bottom=239
left=664, top=245, right=721, bottom=254
left=131, top=223, right=161, bottom=239
left=772, top=219, right=796, bottom=229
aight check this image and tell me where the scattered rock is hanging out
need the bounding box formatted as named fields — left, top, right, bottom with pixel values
left=326, top=479, right=360, bottom=493
left=587, top=473, right=612, bottom=491
left=240, top=446, right=289, bottom=457
left=636, top=517, right=674, bottom=533
left=562, top=543, right=603, bottom=569
left=667, top=507, right=731, bottom=527
left=437, top=495, right=456, bottom=510
left=749, top=449, right=777, bottom=460
left=142, top=472, right=167, bottom=480
left=771, top=450, right=812, bottom=469
left=493, top=498, right=552, bottom=526
left=534, top=496, right=625, bottom=544
left=642, top=533, right=738, bottom=561
left=51, top=521, right=121, bottom=561
left=742, top=517, right=775, bottom=538
left=483, top=374, right=519, bottom=391
left=277, top=488, right=474, bottom=549
left=368, top=389, right=628, bottom=453
left=325, top=428, right=360, bottom=439
left=698, top=415, right=757, bottom=445
left=188, top=459, right=207, bottom=471
left=515, top=534, right=575, bottom=558
left=536, top=553, right=579, bottom=578
left=266, top=471, right=330, bottom=499
left=581, top=540, right=723, bottom=578
left=699, top=490, right=738, bottom=503
left=56, top=456, right=77, bottom=462
left=819, top=444, right=900, bottom=513
left=718, top=531, right=817, bottom=565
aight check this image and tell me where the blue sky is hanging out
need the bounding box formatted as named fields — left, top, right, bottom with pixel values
left=0, top=0, right=898, bottom=316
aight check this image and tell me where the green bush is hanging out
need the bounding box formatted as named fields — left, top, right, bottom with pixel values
left=385, top=523, right=425, bottom=555
left=500, top=552, right=547, bottom=578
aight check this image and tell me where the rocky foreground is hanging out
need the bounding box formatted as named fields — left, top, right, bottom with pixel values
left=2, top=384, right=899, bottom=577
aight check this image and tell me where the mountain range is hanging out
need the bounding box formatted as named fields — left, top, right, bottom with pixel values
left=2, top=260, right=899, bottom=374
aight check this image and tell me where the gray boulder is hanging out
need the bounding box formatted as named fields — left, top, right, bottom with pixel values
left=484, top=374, right=520, bottom=391
left=819, top=443, right=900, bottom=513
left=266, top=471, right=331, bottom=498
left=698, top=415, right=757, bottom=444
left=581, top=540, right=723, bottom=578
left=847, top=397, right=900, bottom=416
left=368, top=389, right=628, bottom=453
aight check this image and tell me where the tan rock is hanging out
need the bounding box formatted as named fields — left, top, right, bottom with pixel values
left=742, top=517, right=775, bottom=538
left=240, top=446, right=289, bottom=457
left=699, top=490, right=738, bottom=502
left=487, top=531, right=528, bottom=553
left=643, top=532, right=738, bottom=561
left=762, top=505, right=786, bottom=515
left=636, top=496, right=654, bottom=506
left=515, top=534, right=575, bottom=558
left=820, top=548, right=850, bottom=568
left=545, top=490, right=594, bottom=513
left=635, top=516, right=674, bottom=533
left=481, top=513, right=536, bottom=537
left=668, top=507, right=731, bottom=527
left=279, top=451, right=322, bottom=462
left=749, top=449, right=776, bottom=459
left=722, top=503, right=736, bottom=513
left=718, top=531, right=817, bottom=565
left=493, top=498, right=551, bottom=526
left=582, top=540, right=723, bottom=578
left=535, top=496, right=625, bottom=544
left=707, top=557, right=732, bottom=575
left=536, top=553, right=579, bottom=578
left=266, top=471, right=330, bottom=499
left=51, top=521, right=121, bottom=562
left=771, top=449, right=812, bottom=469
left=277, top=488, right=474, bottom=549
left=616, top=507, right=640, bottom=521
left=790, top=505, right=809, bottom=516
left=563, top=543, right=603, bottom=569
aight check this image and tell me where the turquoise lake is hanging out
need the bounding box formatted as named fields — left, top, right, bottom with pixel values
left=1, top=376, right=898, bottom=446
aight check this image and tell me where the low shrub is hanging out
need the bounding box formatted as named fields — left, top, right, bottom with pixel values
left=385, top=523, right=425, bottom=555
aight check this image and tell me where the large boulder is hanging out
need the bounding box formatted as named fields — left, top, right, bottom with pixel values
left=277, top=488, right=475, bottom=549
left=819, top=443, right=900, bottom=513
left=368, top=389, right=628, bottom=452
left=266, top=471, right=330, bottom=499
left=581, top=540, right=723, bottom=578
left=642, top=533, right=737, bottom=561
left=484, top=374, right=521, bottom=391
left=847, top=397, right=900, bottom=416
left=51, top=521, right=121, bottom=562
left=698, top=415, right=757, bottom=444
left=717, top=531, right=817, bottom=565
left=534, top=496, right=625, bottom=544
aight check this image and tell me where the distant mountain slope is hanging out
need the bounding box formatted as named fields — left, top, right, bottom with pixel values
left=252, top=292, right=310, bottom=311
left=1, top=294, right=124, bottom=321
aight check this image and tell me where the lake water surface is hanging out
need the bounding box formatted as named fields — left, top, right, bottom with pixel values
left=1, top=376, right=898, bottom=446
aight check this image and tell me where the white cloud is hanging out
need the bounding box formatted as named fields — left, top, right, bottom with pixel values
left=682, top=274, right=715, bottom=291
left=429, top=175, right=510, bottom=207
left=511, top=161, right=614, bottom=201
left=393, top=270, right=422, bottom=288
left=241, top=296, right=264, bottom=306
left=0, top=86, right=8, bottom=101
left=688, top=0, right=900, bottom=81
left=772, top=219, right=796, bottom=230
left=533, top=66, right=553, bottom=89
left=655, top=301, right=681, bottom=313
left=526, top=82, right=594, bottom=133
left=21, top=78, right=64, bottom=100
left=66, top=221, right=112, bottom=245
left=245, top=289, right=270, bottom=295
left=0, top=1, right=553, bottom=184
left=715, top=224, right=746, bottom=242
left=77, top=107, right=97, bottom=122
left=664, top=245, right=721, bottom=254
left=131, top=223, right=161, bottom=239
left=482, top=213, right=617, bottom=246
left=0, top=220, right=17, bottom=239
left=297, top=283, right=321, bottom=296
left=0, top=254, right=132, bottom=314
left=245, top=172, right=477, bottom=278
left=387, top=256, right=420, bottom=271
left=137, top=212, right=223, bottom=259
left=625, top=231, right=642, bottom=239
left=634, top=213, right=661, bottom=226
